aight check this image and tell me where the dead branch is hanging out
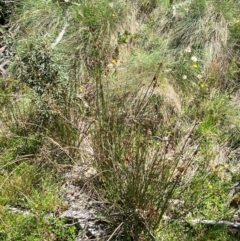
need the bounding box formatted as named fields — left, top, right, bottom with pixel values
left=190, top=219, right=240, bottom=229
left=162, top=214, right=240, bottom=229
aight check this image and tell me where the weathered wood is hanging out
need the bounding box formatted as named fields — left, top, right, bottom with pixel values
left=190, top=219, right=240, bottom=229
left=162, top=214, right=240, bottom=229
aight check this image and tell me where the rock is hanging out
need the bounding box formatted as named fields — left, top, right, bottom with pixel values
left=60, top=164, right=109, bottom=240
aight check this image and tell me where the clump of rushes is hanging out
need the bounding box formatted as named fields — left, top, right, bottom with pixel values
left=92, top=65, right=208, bottom=239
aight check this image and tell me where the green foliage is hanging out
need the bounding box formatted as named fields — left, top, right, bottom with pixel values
left=0, top=134, right=42, bottom=156
left=211, top=0, right=240, bottom=20
left=188, top=0, right=206, bottom=18
left=11, top=39, right=59, bottom=95
left=0, top=76, right=21, bottom=106
left=158, top=221, right=240, bottom=241
left=0, top=0, right=13, bottom=25
left=0, top=211, right=76, bottom=241
left=0, top=162, right=61, bottom=208
left=70, top=0, right=120, bottom=28
left=189, top=93, right=238, bottom=141
left=140, top=0, right=157, bottom=14
left=118, top=30, right=131, bottom=44
left=1, top=0, right=240, bottom=240
left=229, top=20, right=240, bottom=45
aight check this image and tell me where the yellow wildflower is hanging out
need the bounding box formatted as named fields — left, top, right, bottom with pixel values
left=200, top=83, right=205, bottom=88
left=193, top=64, right=198, bottom=68
left=111, top=59, right=117, bottom=64
left=34, top=204, right=39, bottom=209
left=112, top=13, right=116, bottom=17
left=208, top=184, right=213, bottom=189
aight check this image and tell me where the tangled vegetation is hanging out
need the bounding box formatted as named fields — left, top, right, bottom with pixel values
left=0, top=0, right=240, bottom=240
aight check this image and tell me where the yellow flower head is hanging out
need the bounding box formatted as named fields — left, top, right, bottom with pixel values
left=112, top=13, right=116, bottom=17
left=193, top=64, right=198, bottom=68
left=111, top=59, right=117, bottom=64
left=208, top=184, right=213, bottom=189
left=34, top=204, right=39, bottom=209
left=200, top=83, right=205, bottom=88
